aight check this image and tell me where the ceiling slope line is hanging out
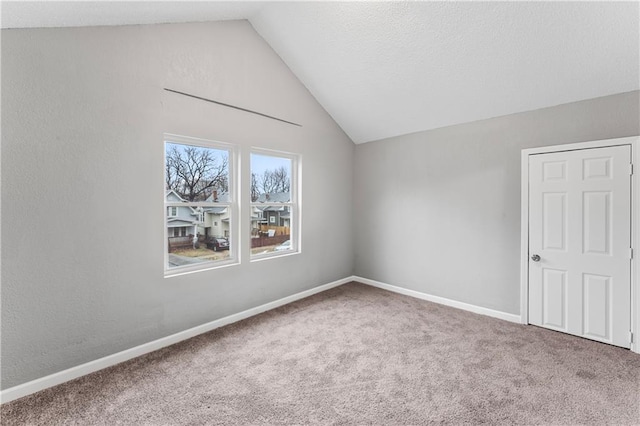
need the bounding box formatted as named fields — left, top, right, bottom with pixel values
left=164, top=88, right=302, bottom=127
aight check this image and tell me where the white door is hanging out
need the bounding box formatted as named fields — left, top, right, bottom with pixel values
left=528, top=145, right=632, bottom=348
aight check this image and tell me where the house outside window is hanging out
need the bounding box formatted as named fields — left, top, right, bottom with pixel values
left=164, top=134, right=238, bottom=275
left=250, top=150, right=300, bottom=259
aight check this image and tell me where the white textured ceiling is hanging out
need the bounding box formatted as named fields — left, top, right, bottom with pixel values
left=2, top=1, right=639, bottom=144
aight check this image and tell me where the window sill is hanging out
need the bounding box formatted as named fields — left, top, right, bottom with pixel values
left=164, top=259, right=239, bottom=278
left=250, top=250, right=300, bottom=263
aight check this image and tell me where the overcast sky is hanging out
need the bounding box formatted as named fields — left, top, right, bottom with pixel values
left=166, top=141, right=291, bottom=184
left=250, top=153, right=291, bottom=177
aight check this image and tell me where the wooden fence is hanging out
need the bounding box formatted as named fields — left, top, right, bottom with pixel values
left=259, top=225, right=290, bottom=236
left=169, top=232, right=289, bottom=251
left=168, top=235, right=205, bottom=252
left=251, top=234, right=290, bottom=248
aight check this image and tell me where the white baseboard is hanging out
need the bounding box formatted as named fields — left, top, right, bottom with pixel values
left=1, top=275, right=522, bottom=404
left=354, top=276, right=522, bottom=324
left=0, top=276, right=353, bottom=404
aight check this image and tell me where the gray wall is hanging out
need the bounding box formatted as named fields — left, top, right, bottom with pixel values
left=1, top=21, right=354, bottom=389
left=354, top=91, right=640, bottom=315
left=2, top=18, right=638, bottom=393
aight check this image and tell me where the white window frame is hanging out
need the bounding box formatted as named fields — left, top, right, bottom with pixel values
left=164, top=133, right=239, bottom=277
left=250, top=148, right=301, bottom=261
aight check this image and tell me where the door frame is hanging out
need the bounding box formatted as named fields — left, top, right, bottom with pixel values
left=520, top=136, right=640, bottom=353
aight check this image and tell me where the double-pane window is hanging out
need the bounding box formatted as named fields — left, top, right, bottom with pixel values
left=250, top=151, right=299, bottom=259
left=164, top=136, right=299, bottom=275
left=164, top=135, right=237, bottom=275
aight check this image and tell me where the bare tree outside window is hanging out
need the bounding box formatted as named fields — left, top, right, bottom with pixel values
left=250, top=152, right=297, bottom=258
left=165, top=143, right=229, bottom=201
left=165, top=137, right=235, bottom=275
left=251, top=172, right=259, bottom=202
left=251, top=166, right=290, bottom=201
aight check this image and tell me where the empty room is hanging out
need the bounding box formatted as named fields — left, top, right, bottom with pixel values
left=1, top=1, right=639, bottom=424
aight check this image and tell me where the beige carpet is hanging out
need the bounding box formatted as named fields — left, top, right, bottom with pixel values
left=2, top=282, right=639, bottom=425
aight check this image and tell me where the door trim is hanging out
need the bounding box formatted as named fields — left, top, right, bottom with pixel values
left=520, top=136, right=639, bottom=353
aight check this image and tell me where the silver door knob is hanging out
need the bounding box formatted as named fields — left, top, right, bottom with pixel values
left=531, top=254, right=541, bottom=262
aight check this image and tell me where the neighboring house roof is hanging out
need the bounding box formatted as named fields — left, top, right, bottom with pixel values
left=256, top=192, right=290, bottom=203
left=203, top=206, right=227, bottom=215
left=167, top=218, right=196, bottom=227
left=166, top=189, right=186, bottom=203
left=205, top=192, right=231, bottom=203
left=167, top=188, right=228, bottom=204
left=166, top=189, right=209, bottom=223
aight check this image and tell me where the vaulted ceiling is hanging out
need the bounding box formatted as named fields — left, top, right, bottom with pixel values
left=2, top=1, right=638, bottom=144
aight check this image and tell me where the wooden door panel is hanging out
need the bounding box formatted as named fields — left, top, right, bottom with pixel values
left=542, top=268, right=567, bottom=330
left=582, top=273, right=611, bottom=341
left=529, top=145, right=631, bottom=348
left=582, top=191, right=611, bottom=255
left=543, top=192, right=567, bottom=251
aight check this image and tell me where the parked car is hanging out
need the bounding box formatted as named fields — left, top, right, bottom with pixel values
left=206, top=237, right=229, bottom=251
left=274, top=240, right=291, bottom=252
